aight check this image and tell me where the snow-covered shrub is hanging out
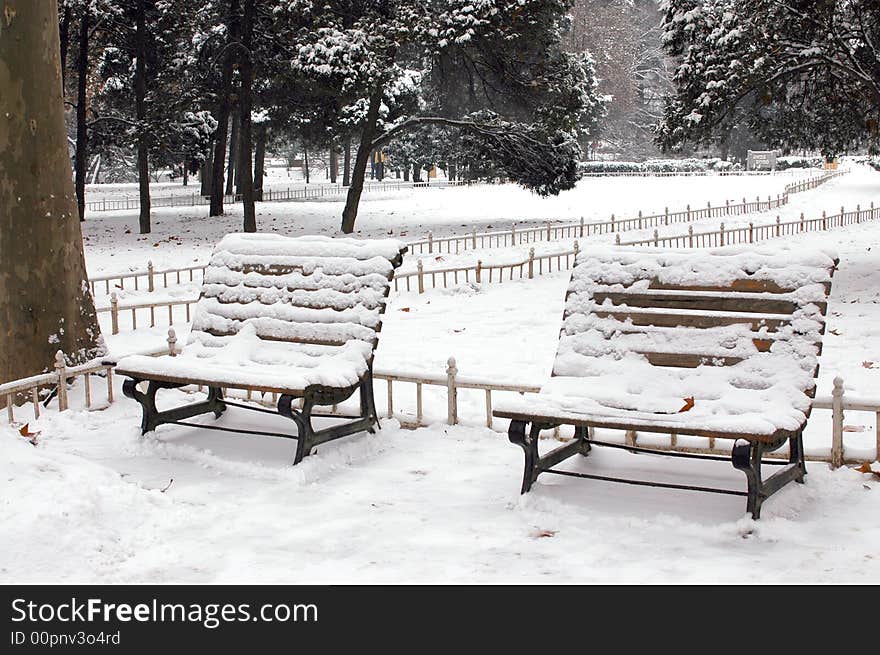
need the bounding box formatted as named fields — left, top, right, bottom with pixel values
left=775, top=156, right=824, bottom=170
left=578, top=158, right=742, bottom=175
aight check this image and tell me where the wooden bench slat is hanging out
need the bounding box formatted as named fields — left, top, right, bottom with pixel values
left=591, top=290, right=806, bottom=314
left=592, top=307, right=790, bottom=331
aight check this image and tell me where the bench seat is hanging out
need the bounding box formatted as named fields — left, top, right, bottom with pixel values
left=493, top=244, right=838, bottom=517
left=116, top=233, right=407, bottom=464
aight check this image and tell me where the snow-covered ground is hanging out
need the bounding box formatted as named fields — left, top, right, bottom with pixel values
left=82, top=170, right=817, bottom=275
left=2, top=167, right=879, bottom=584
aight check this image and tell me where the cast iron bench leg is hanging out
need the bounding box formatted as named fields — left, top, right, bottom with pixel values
left=123, top=379, right=226, bottom=434
left=508, top=420, right=539, bottom=493
left=733, top=433, right=806, bottom=519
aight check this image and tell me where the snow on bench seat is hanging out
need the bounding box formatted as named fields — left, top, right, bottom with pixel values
left=494, top=245, right=837, bottom=442
left=115, top=233, right=407, bottom=394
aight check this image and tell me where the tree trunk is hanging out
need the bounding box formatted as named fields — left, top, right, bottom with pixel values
left=135, top=0, right=151, bottom=234
left=303, top=145, right=309, bottom=184
left=238, top=0, right=256, bottom=232
left=329, top=142, right=338, bottom=184
left=449, top=161, right=457, bottom=181
left=403, top=164, right=409, bottom=182
left=340, top=91, right=382, bottom=233
left=200, top=146, right=213, bottom=197
left=182, top=163, right=188, bottom=186
left=343, top=137, right=351, bottom=186
left=74, top=10, right=89, bottom=223
left=59, top=5, right=71, bottom=92
left=0, top=0, right=104, bottom=388
left=253, top=123, right=266, bottom=201
left=225, top=108, right=239, bottom=196
left=209, top=0, right=240, bottom=217
left=412, top=163, right=421, bottom=182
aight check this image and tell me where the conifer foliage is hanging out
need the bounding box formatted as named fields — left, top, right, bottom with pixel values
left=657, top=0, right=880, bottom=156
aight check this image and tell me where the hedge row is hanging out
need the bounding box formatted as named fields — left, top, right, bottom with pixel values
left=578, top=158, right=741, bottom=174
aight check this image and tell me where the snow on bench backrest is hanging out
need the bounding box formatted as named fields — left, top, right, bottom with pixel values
left=555, top=245, right=837, bottom=397
left=190, top=233, right=407, bottom=355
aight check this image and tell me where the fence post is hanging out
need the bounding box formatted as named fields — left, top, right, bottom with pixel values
left=856, top=204, right=861, bottom=223
left=573, top=240, right=579, bottom=262
left=417, top=260, right=424, bottom=294
left=800, top=213, right=805, bottom=232
left=653, top=229, right=659, bottom=247
left=831, top=376, right=845, bottom=469
left=476, top=260, right=482, bottom=284
left=511, top=225, right=517, bottom=245
left=767, top=195, right=771, bottom=210
left=872, top=201, right=875, bottom=219
left=546, top=221, right=552, bottom=241
left=147, top=260, right=155, bottom=292
left=719, top=222, right=725, bottom=246
left=427, top=232, right=433, bottom=254
left=776, top=215, right=781, bottom=237
left=822, top=211, right=827, bottom=230
left=579, top=216, right=584, bottom=237
left=688, top=225, right=693, bottom=248
left=664, top=207, right=669, bottom=225
left=686, top=204, right=691, bottom=221
left=446, top=357, right=458, bottom=426
left=54, top=350, right=68, bottom=412
left=167, top=327, right=177, bottom=356
left=615, top=233, right=621, bottom=245
left=749, top=222, right=754, bottom=243
left=638, top=210, right=643, bottom=229
left=528, top=248, right=535, bottom=279
left=110, top=292, right=119, bottom=335
left=707, top=201, right=711, bottom=217
left=472, top=228, right=477, bottom=249
left=725, top=199, right=729, bottom=216
left=610, top=214, right=615, bottom=232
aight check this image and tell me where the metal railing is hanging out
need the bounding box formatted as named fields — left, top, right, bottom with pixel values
left=85, top=179, right=473, bottom=213
left=4, top=341, right=876, bottom=467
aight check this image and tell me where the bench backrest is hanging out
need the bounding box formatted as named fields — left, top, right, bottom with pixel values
left=190, top=233, right=407, bottom=358
left=554, top=246, right=837, bottom=405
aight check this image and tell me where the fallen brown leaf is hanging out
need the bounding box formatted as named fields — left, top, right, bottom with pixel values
left=19, top=423, right=39, bottom=446
left=843, top=425, right=866, bottom=432
left=400, top=307, right=411, bottom=313
left=533, top=529, right=557, bottom=538
left=863, top=361, right=876, bottom=369
left=856, top=462, right=880, bottom=481
left=679, top=397, right=695, bottom=413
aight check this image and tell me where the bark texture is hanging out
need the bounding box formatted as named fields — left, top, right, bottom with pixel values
left=0, top=0, right=104, bottom=388
left=340, top=91, right=382, bottom=233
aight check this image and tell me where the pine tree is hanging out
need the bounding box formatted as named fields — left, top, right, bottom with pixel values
left=277, top=0, right=606, bottom=232
left=657, top=0, right=880, bottom=156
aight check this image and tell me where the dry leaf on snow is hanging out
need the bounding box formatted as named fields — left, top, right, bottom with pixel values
left=679, top=397, right=695, bottom=413
left=533, top=529, right=557, bottom=538
left=856, top=462, right=880, bottom=481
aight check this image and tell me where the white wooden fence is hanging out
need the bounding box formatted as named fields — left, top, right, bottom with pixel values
left=85, top=179, right=473, bottom=213
left=620, top=202, right=878, bottom=248
left=405, top=170, right=842, bottom=255
left=3, top=340, right=877, bottom=467
left=92, top=197, right=872, bottom=336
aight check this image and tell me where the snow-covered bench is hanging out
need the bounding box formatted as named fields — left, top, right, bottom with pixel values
left=493, top=245, right=838, bottom=518
left=115, top=233, right=407, bottom=464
